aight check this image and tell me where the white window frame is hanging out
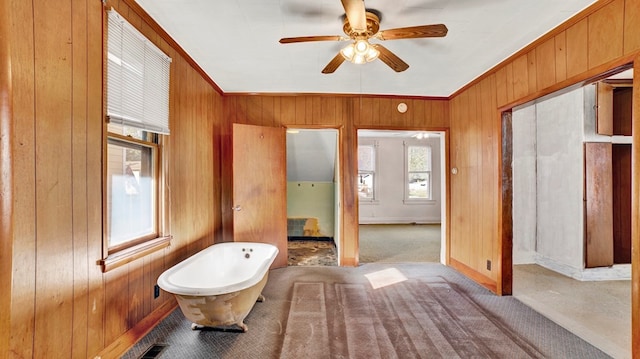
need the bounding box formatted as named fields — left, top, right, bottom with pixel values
left=404, top=142, right=433, bottom=203
left=357, top=141, right=379, bottom=203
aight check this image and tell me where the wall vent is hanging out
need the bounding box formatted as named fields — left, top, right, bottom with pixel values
left=138, top=344, right=168, bottom=359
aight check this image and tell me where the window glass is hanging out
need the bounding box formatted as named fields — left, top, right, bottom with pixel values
left=107, top=136, right=157, bottom=249
left=407, top=145, right=432, bottom=200
left=358, top=145, right=376, bottom=200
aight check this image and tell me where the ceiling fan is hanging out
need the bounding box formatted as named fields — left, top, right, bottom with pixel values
left=279, top=0, right=448, bottom=74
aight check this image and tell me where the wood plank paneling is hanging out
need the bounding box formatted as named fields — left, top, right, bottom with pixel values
left=555, top=32, right=567, bottom=83
left=33, top=0, right=75, bottom=356
left=536, top=38, right=557, bottom=90
left=566, top=18, right=589, bottom=78
left=527, top=51, right=538, bottom=94
left=495, top=66, right=508, bottom=107
left=512, top=55, right=529, bottom=100
left=71, top=0, right=90, bottom=356
left=588, top=0, right=624, bottom=69
left=480, top=77, right=497, bottom=280
left=624, top=0, right=640, bottom=54
left=8, top=1, right=225, bottom=358
left=5, top=0, right=640, bottom=357
left=224, top=94, right=450, bottom=265
left=0, top=0, right=12, bottom=355
left=9, top=0, right=37, bottom=357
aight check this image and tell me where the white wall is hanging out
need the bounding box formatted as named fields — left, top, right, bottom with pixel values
left=287, top=182, right=335, bottom=237
left=358, top=136, right=442, bottom=224
left=513, top=87, right=586, bottom=271
left=512, top=105, right=537, bottom=264
left=513, top=86, right=630, bottom=280
left=534, top=88, right=585, bottom=270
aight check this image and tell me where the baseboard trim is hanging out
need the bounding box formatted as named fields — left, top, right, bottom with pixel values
left=449, top=258, right=498, bottom=294
left=358, top=219, right=441, bottom=224
left=535, top=254, right=631, bottom=281
left=96, top=300, right=177, bottom=359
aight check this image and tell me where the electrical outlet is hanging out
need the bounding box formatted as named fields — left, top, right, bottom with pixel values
left=486, top=260, right=492, bottom=271
left=154, top=284, right=160, bottom=299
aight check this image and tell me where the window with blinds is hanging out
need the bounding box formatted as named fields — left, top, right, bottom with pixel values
left=107, top=9, right=171, bottom=134
left=104, top=9, right=171, bottom=259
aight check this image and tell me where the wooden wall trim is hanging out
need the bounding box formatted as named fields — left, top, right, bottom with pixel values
left=449, top=258, right=497, bottom=293
left=0, top=0, right=13, bottom=355
left=499, top=111, right=513, bottom=296
left=113, top=0, right=224, bottom=95
left=451, top=0, right=617, bottom=98
left=496, top=54, right=636, bottom=111
left=631, top=57, right=640, bottom=359
left=225, top=92, right=449, bottom=101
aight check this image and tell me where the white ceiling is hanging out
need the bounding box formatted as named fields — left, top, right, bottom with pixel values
left=135, top=0, right=597, bottom=97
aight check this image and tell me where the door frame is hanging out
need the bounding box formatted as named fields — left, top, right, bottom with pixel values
left=285, top=125, right=343, bottom=265
left=354, top=127, right=450, bottom=265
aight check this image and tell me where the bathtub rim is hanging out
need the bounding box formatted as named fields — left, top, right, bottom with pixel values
left=157, top=241, right=278, bottom=296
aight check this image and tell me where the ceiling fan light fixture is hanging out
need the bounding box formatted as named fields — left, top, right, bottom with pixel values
left=340, top=43, right=356, bottom=61
left=365, top=45, right=379, bottom=62
left=340, top=40, right=379, bottom=64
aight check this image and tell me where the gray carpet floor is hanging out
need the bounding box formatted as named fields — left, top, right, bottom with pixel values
left=123, top=263, right=610, bottom=358
left=359, top=224, right=441, bottom=263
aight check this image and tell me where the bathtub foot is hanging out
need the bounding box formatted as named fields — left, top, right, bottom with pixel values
left=238, top=322, right=248, bottom=332
left=257, top=294, right=265, bottom=302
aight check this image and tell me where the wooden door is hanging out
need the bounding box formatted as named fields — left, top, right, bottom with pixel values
left=232, top=123, right=288, bottom=268
left=612, top=144, right=632, bottom=263
left=584, top=142, right=614, bottom=268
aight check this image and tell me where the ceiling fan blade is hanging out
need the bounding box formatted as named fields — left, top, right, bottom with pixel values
left=377, top=24, right=448, bottom=40
left=279, top=35, right=344, bottom=44
left=341, top=0, right=367, bottom=32
left=322, top=53, right=346, bottom=74
left=372, top=44, right=409, bottom=72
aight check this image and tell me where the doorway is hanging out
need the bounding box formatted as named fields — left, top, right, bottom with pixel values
left=509, top=68, right=633, bottom=358
left=285, top=128, right=340, bottom=266
left=357, top=129, right=447, bottom=264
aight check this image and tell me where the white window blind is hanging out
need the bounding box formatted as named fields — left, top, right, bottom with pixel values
left=107, top=9, right=171, bottom=135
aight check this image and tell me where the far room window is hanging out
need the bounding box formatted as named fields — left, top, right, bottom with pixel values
left=358, top=144, right=377, bottom=201
left=405, top=144, right=432, bottom=201
left=102, top=9, right=172, bottom=269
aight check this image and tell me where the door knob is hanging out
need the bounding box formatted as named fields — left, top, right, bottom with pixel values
left=232, top=205, right=242, bottom=211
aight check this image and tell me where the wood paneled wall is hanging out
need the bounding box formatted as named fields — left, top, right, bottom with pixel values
left=1, top=0, right=13, bottom=354
left=5, top=0, right=223, bottom=358
left=223, top=95, right=449, bottom=265
left=4, top=0, right=640, bottom=357
left=448, top=0, right=640, bottom=299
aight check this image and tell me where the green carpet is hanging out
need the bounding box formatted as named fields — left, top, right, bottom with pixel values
left=359, top=224, right=441, bottom=263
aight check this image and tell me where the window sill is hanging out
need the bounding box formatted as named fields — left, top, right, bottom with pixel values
left=98, top=235, right=172, bottom=273
left=403, top=199, right=436, bottom=205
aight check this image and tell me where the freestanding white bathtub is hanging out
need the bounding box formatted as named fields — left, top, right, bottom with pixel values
left=157, top=242, right=279, bottom=332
